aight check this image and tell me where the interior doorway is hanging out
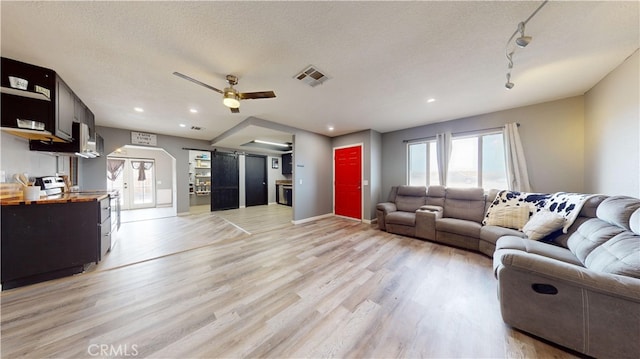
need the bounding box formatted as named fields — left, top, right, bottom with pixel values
left=334, top=144, right=363, bottom=220
left=106, top=145, right=177, bottom=222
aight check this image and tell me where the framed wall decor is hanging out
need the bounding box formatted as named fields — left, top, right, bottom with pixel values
left=272, top=158, right=279, bottom=169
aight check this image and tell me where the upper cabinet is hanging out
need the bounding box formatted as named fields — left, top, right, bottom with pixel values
left=1, top=57, right=95, bottom=143
left=282, top=153, right=293, bottom=175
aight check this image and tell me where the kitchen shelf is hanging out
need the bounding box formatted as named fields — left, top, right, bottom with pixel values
left=1, top=86, right=51, bottom=101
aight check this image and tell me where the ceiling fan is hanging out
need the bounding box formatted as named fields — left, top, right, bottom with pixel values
left=173, top=72, right=276, bottom=113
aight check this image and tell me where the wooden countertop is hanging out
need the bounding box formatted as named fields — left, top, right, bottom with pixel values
left=1, top=190, right=110, bottom=206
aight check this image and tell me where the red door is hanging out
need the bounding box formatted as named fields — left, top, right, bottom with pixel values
left=335, top=145, right=362, bottom=220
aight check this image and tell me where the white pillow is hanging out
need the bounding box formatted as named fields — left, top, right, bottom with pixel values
left=522, top=210, right=566, bottom=241
left=484, top=206, right=531, bottom=230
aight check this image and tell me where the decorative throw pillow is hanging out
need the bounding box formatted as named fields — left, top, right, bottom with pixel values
left=484, top=205, right=531, bottom=230
left=522, top=210, right=566, bottom=241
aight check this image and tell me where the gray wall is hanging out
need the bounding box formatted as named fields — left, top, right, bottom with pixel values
left=584, top=50, right=639, bottom=197
left=331, top=129, right=382, bottom=221
left=381, top=96, right=586, bottom=199
left=292, top=130, right=333, bottom=221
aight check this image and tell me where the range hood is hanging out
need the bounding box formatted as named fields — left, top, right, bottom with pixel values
left=29, top=122, right=102, bottom=158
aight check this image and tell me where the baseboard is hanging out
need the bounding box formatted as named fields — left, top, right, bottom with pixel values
left=292, top=213, right=334, bottom=225
left=363, top=218, right=378, bottom=225
left=177, top=211, right=191, bottom=216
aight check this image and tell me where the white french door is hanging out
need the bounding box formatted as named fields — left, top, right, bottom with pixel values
left=107, top=157, right=156, bottom=210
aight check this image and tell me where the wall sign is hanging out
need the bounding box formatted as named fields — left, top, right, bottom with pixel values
left=131, top=131, right=157, bottom=146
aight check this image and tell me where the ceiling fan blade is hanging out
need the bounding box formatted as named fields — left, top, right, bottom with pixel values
left=230, top=107, right=240, bottom=114
left=239, top=91, right=276, bottom=100
left=173, top=72, right=223, bottom=94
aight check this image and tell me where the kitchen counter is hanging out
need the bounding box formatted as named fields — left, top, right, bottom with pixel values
left=0, top=191, right=110, bottom=206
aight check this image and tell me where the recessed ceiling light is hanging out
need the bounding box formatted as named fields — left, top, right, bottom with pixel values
left=179, top=124, right=186, bottom=128
left=134, top=107, right=144, bottom=112
left=427, top=98, right=436, bottom=103
left=190, top=108, right=198, bottom=113
left=328, top=125, right=335, bottom=131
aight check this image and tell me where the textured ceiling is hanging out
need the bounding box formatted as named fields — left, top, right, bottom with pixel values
left=1, top=1, right=638, bottom=149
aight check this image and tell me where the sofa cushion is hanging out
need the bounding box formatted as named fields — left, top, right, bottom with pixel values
left=426, top=185, right=446, bottom=206
left=394, top=186, right=427, bottom=212
left=436, top=218, right=481, bottom=238
left=522, top=210, right=566, bottom=241
left=480, top=225, right=525, bottom=246
left=578, top=195, right=607, bottom=218
left=584, top=231, right=640, bottom=278
left=494, top=236, right=583, bottom=267
left=397, top=185, right=427, bottom=197
left=596, top=196, right=640, bottom=230
left=567, top=218, right=625, bottom=264
left=631, top=208, right=640, bottom=235
left=485, top=205, right=530, bottom=230
left=444, top=187, right=486, bottom=222
left=385, top=211, right=416, bottom=226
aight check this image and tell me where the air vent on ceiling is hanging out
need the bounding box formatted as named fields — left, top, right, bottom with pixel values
left=191, top=126, right=203, bottom=131
left=294, top=65, right=330, bottom=87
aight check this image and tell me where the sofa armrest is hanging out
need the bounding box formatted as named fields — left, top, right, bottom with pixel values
left=376, top=202, right=397, bottom=231
left=415, top=206, right=443, bottom=240
left=376, top=202, right=397, bottom=213
left=497, top=251, right=640, bottom=301
left=496, top=251, right=640, bottom=359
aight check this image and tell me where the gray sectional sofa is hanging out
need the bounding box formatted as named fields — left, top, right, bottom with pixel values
left=376, top=185, right=640, bottom=358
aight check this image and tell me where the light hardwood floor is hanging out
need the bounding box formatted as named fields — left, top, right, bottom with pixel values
left=1, top=208, right=580, bottom=358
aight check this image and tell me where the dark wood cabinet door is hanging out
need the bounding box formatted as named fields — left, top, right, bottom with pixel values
left=281, top=153, right=293, bottom=175
left=55, top=76, right=74, bottom=141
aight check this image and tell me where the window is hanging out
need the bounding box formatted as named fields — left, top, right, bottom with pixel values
left=407, top=140, right=439, bottom=186
left=407, top=131, right=508, bottom=189
left=448, top=132, right=507, bottom=189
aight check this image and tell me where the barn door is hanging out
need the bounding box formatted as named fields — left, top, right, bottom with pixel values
left=211, top=151, right=239, bottom=211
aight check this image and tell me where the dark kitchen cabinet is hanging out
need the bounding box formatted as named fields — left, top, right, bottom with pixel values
left=55, top=76, right=74, bottom=141
left=281, top=153, right=293, bottom=175
left=1, top=57, right=91, bottom=143
left=1, top=197, right=109, bottom=290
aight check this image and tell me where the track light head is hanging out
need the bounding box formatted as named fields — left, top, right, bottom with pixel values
left=505, top=73, right=514, bottom=90
left=516, top=36, right=532, bottom=48
left=515, top=22, right=532, bottom=48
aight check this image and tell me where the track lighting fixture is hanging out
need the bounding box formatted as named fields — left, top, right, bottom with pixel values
left=504, top=0, right=548, bottom=89
left=505, top=73, right=514, bottom=90
left=515, top=22, right=532, bottom=48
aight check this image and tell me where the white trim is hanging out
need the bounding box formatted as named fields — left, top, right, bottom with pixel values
left=292, top=213, right=333, bottom=225
left=363, top=218, right=378, bottom=225
left=333, top=143, right=364, bottom=221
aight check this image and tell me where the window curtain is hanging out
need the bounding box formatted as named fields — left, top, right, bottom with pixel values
left=131, top=161, right=154, bottom=181
left=106, top=159, right=125, bottom=182
left=436, top=131, right=452, bottom=185
left=504, top=123, right=532, bottom=192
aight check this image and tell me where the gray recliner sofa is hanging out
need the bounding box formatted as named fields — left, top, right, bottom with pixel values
left=493, top=196, right=640, bottom=359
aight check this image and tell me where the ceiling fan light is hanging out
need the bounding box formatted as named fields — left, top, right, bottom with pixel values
left=223, top=89, right=240, bottom=108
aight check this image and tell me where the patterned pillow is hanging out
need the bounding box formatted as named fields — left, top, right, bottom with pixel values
left=485, top=205, right=531, bottom=230
left=483, top=190, right=550, bottom=225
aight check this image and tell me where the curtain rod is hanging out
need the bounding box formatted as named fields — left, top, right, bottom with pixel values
left=402, top=123, right=520, bottom=143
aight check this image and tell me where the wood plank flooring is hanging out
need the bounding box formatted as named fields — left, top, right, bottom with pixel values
left=1, top=209, right=580, bottom=358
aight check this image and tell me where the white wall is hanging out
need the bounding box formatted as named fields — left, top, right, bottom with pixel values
left=0, top=132, right=58, bottom=181
left=584, top=50, right=640, bottom=197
